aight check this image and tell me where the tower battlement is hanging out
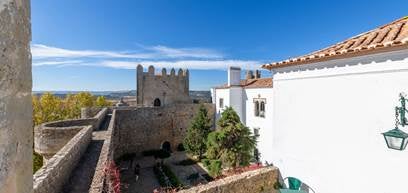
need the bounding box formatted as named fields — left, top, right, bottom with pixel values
left=137, top=64, right=190, bottom=106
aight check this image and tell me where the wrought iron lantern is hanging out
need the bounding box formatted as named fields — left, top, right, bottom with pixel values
left=382, top=128, right=408, bottom=150
left=382, top=93, right=408, bottom=150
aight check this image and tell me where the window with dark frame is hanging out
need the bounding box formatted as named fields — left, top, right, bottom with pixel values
left=253, top=98, right=266, bottom=118
left=219, top=98, right=224, bottom=109
left=254, top=101, right=260, bottom=116
left=260, top=101, right=265, bottom=117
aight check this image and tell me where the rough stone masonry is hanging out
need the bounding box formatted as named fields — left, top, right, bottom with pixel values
left=0, top=0, right=32, bottom=193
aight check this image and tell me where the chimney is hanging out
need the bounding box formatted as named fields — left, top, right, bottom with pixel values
left=228, top=66, right=241, bottom=86
left=246, top=70, right=254, bottom=79
left=255, top=70, right=261, bottom=79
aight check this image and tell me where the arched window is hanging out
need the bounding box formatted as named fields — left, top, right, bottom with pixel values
left=254, top=98, right=266, bottom=118
left=154, top=98, right=161, bottom=107
left=260, top=101, right=265, bottom=117
left=254, top=101, right=260, bottom=116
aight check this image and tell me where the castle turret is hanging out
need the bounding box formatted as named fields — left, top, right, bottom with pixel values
left=137, top=64, right=144, bottom=105
left=136, top=65, right=191, bottom=106
left=148, top=65, right=155, bottom=75
left=178, top=69, right=183, bottom=78
left=184, top=69, right=189, bottom=94
left=162, top=68, right=167, bottom=76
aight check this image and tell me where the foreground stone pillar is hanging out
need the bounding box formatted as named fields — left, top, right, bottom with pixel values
left=0, top=1, right=32, bottom=193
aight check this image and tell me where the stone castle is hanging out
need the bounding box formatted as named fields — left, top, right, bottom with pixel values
left=1, top=2, right=278, bottom=192
left=137, top=65, right=190, bottom=107
left=32, top=65, right=219, bottom=193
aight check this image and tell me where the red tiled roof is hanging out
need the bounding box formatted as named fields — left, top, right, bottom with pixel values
left=262, top=16, right=408, bottom=70
left=215, top=78, right=273, bottom=89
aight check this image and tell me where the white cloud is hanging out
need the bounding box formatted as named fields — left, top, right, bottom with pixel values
left=101, top=60, right=261, bottom=70
left=31, top=44, right=154, bottom=59
left=31, top=44, right=262, bottom=70
left=148, top=45, right=224, bottom=59
left=32, top=60, right=84, bottom=66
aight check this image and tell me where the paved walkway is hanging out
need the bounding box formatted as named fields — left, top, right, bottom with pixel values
left=120, top=156, right=160, bottom=193
left=61, top=113, right=111, bottom=193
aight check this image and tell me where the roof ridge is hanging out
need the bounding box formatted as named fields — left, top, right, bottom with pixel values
left=309, top=16, right=408, bottom=56
left=263, top=16, right=408, bottom=69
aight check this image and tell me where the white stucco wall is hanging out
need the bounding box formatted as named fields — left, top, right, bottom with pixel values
left=214, top=87, right=244, bottom=122
left=229, top=87, right=244, bottom=122
left=244, top=88, right=274, bottom=164
left=270, top=49, right=408, bottom=193
left=214, top=88, right=229, bottom=120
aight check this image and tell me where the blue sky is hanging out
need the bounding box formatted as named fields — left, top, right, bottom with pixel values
left=32, top=0, right=407, bottom=91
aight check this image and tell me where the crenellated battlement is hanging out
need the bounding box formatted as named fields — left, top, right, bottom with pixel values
left=136, top=64, right=190, bottom=106
left=138, top=64, right=189, bottom=78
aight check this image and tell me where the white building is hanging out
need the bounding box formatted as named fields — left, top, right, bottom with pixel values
left=212, top=67, right=273, bottom=161
left=214, top=17, right=408, bottom=193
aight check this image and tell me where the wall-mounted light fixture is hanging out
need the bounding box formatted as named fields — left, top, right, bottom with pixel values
left=382, top=93, right=408, bottom=150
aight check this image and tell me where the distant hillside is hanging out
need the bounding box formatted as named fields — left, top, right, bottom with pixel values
left=33, top=90, right=212, bottom=103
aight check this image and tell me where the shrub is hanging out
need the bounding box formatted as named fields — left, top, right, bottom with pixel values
left=202, top=159, right=210, bottom=168
left=208, top=160, right=222, bottom=177
left=104, top=161, right=121, bottom=193
left=153, top=164, right=168, bottom=187
left=162, top=165, right=183, bottom=188
left=33, top=152, right=43, bottom=173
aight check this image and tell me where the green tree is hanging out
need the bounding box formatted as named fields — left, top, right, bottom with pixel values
left=95, top=96, right=111, bottom=107
left=63, top=94, right=81, bottom=119
left=206, top=107, right=256, bottom=170
left=36, top=92, right=64, bottom=124
left=75, top=92, right=94, bottom=107
left=183, top=105, right=212, bottom=159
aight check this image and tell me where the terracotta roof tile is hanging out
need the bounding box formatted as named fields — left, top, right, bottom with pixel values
left=263, top=16, right=408, bottom=70
left=215, top=78, right=273, bottom=89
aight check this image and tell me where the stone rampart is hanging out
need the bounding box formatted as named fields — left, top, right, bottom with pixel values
left=34, top=108, right=108, bottom=160
left=178, top=167, right=279, bottom=193
left=89, top=109, right=117, bottom=193
left=81, top=107, right=105, bottom=119
left=113, top=103, right=215, bottom=159
left=33, top=125, right=94, bottom=193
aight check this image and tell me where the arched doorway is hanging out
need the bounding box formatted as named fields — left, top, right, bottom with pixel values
left=161, top=141, right=171, bottom=152
left=153, top=98, right=161, bottom=107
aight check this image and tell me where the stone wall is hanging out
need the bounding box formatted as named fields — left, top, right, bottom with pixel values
left=89, top=109, right=117, bottom=193
left=34, top=108, right=107, bottom=161
left=0, top=1, right=32, bottom=193
left=178, top=167, right=279, bottom=193
left=33, top=125, right=94, bottom=193
left=81, top=107, right=103, bottom=118
left=34, top=108, right=108, bottom=161
left=137, top=65, right=190, bottom=107
left=113, top=103, right=215, bottom=159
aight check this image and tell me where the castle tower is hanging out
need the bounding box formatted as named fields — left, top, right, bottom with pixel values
left=136, top=65, right=190, bottom=106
